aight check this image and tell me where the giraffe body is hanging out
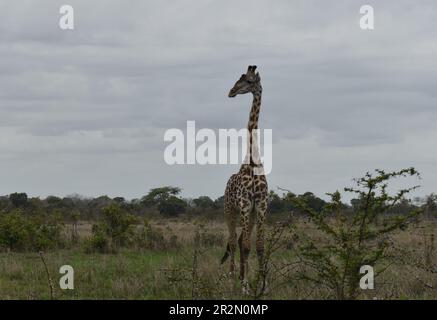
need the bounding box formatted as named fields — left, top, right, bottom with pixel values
left=221, top=66, right=268, bottom=292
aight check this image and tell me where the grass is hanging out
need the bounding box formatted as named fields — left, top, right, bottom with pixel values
left=0, top=248, right=188, bottom=299
left=0, top=219, right=435, bottom=300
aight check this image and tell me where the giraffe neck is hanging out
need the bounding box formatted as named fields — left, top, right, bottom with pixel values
left=247, top=92, right=262, bottom=132
left=244, top=90, right=262, bottom=167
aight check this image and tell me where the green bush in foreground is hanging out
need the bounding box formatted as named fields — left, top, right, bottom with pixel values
left=292, top=168, right=422, bottom=299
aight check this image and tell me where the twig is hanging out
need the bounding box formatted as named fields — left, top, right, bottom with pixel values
left=39, top=251, right=55, bottom=300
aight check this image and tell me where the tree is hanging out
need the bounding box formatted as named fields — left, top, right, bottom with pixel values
left=0, top=196, right=9, bottom=211
left=282, top=191, right=296, bottom=212
left=192, top=196, right=215, bottom=209
left=113, top=197, right=125, bottom=204
left=298, top=192, right=326, bottom=212
left=214, top=196, right=224, bottom=209
left=268, top=191, right=284, bottom=214
left=9, top=193, right=28, bottom=208
left=142, top=186, right=181, bottom=206
left=142, top=186, right=186, bottom=216
left=423, top=193, right=437, bottom=219
left=158, top=196, right=186, bottom=216
left=87, top=195, right=113, bottom=218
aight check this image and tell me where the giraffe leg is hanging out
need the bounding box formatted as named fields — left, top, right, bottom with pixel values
left=224, top=204, right=237, bottom=275
left=237, top=209, right=255, bottom=273
left=255, top=200, right=267, bottom=271
left=254, top=176, right=268, bottom=272
left=238, top=198, right=252, bottom=294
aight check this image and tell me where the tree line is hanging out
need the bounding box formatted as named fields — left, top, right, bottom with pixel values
left=1, top=186, right=436, bottom=221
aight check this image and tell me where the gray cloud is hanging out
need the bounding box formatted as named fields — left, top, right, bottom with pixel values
left=0, top=0, right=436, bottom=200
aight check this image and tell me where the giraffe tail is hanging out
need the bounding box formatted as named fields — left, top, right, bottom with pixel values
left=220, top=243, right=230, bottom=264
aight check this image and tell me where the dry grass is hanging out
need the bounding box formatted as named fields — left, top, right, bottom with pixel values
left=0, top=218, right=435, bottom=300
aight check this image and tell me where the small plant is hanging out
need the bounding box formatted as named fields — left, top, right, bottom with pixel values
left=70, top=211, right=80, bottom=244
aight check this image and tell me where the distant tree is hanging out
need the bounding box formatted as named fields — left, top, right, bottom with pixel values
left=282, top=191, right=297, bottom=212
left=268, top=191, right=284, bottom=214
left=61, top=197, right=75, bottom=209
left=298, top=192, right=326, bottom=212
left=113, top=197, right=125, bottom=204
left=89, top=196, right=113, bottom=215
left=0, top=196, right=9, bottom=211
left=390, top=198, right=415, bottom=215
left=46, top=196, right=62, bottom=205
left=9, top=193, right=28, bottom=208
left=46, top=196, right=63, bottom=213
left=214, top=196, right=224, bottom=209
left=142, top=186, right=186, bottom=216
left=142, top=186, right=181, bottom=206
left=350, top=197, right=362, bottom=211
left=27, top=197, right=44, bottom=214
left=423, top=193, right=437, bottom=219
left=192, top=196, right=215, bottom=209
left=158, top=196, right=186, bottom=216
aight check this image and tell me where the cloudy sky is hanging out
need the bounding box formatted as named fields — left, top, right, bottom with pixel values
left=0, top=0, right=436, bottom=201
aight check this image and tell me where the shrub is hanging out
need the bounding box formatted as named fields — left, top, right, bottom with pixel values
left=292, top=168, right=422, bottom=299
left=0, top=210, right=30, bottom=251
left=85, top=203, right=137, bottom=253
left=31, top=211, right=65, bottom=250
left=84, top=224, right=110, bottom=253
left=0, top=210, right=64, bottom=251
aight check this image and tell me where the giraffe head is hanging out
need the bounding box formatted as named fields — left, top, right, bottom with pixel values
left=228, top=65, right=262, bottom=98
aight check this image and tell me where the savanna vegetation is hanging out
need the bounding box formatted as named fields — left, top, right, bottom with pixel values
left=0, top=168, right=435, bottom=299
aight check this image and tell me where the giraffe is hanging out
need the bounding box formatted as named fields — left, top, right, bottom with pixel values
left=220, top=65, right=268, bottom=293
